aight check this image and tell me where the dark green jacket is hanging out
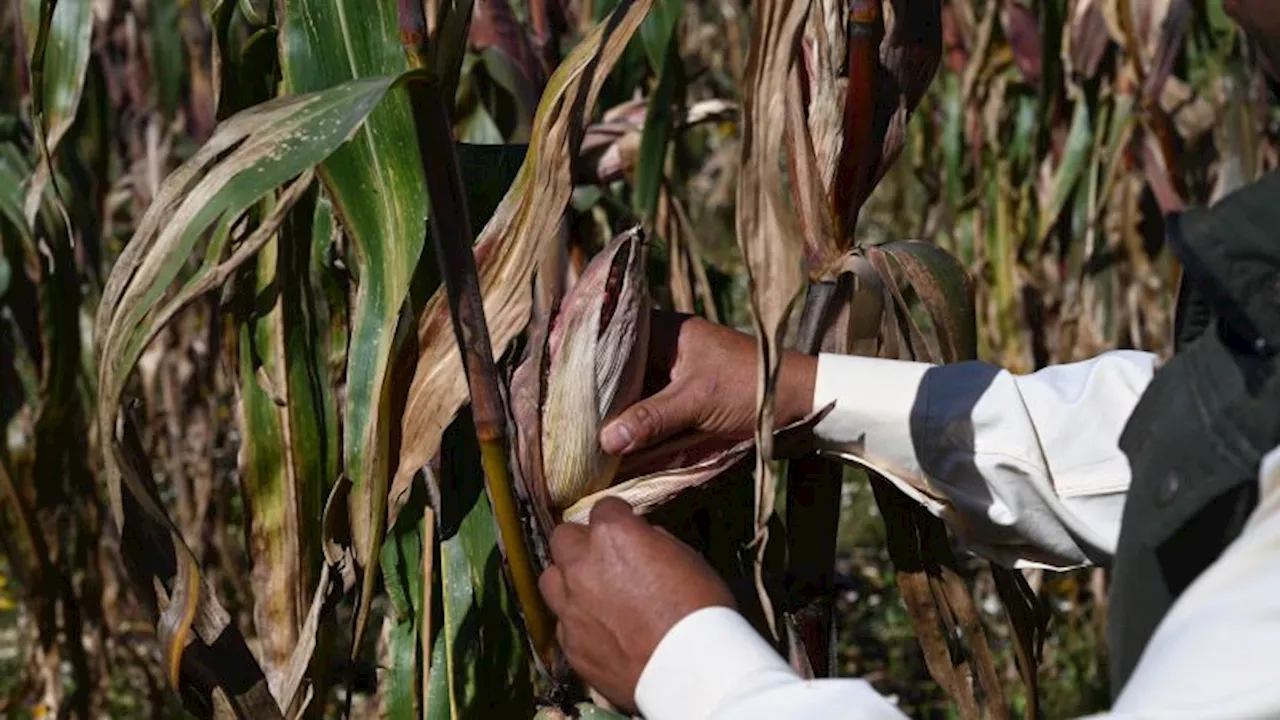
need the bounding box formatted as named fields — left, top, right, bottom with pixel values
left=1108, top=169, right=1280, bottom=697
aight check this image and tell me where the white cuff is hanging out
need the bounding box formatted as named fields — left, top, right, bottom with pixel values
left=635, top=607, right=793, bottom=720
left=812, top=353, right=931, bottom=482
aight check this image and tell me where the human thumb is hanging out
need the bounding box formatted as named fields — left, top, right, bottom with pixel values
left=600, top=384, right=701, bottom=455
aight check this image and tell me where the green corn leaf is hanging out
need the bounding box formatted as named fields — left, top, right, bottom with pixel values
left=0, top=142, right=77, bottom=423
left=381, top=498, right=426, bottom=718
left=212, top=0, right=280, bottom=120
left=279, top=188, right=344, bottom=544
left=391, top=419, right=531, bottom=719
left=384, top=143, right=527, bottom=716
left=23, top=0, right=93, bottom=152
left=1037, top=99, right=1093, bottom=242
left=94, top=75, right=402, bottom=715
left=279, top=0, right=429, bottom=649
left=437, top=414, right=531, bottom=718
left=942, top=73, right=964, bottom=215
left=638, top=0, right=679, bottom=74
left=632, top=0, right=682, bottom=223
left=150, top=0, right=185, bottom=118
left=424, top=608, right=451, bottom=717
left=96, top=78, right=398, bottom=399
left=0, top=144, right=30, bottom=240
left=237, top=235, right=298, bottom=679
left=633, top=41, right=681, bottom=225
left=235, top=184, right=342, bottom=694
left=455, top=143, right=529, bottom=231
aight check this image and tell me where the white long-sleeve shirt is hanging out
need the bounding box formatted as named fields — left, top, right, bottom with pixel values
left=636, top=351, right=1280, bottom=720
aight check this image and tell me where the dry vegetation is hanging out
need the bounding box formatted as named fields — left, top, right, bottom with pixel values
left=0, top=0, right=1274, bottom=718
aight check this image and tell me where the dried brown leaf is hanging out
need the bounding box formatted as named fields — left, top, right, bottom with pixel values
left=735, top=0, right=811, bottom=639
left=1066, top=0, right=1111, bottom=80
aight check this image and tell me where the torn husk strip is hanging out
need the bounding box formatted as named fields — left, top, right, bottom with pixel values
left=562, top=405, right=832, bottom=524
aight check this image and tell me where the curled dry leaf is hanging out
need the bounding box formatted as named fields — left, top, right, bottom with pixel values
left=868, top=0, right=943, bottom=196
left=1002, top=0, right=1042, bottom=86
left=1066, top=0, right=1111, bottom=80
left=800, top=0, right=942, bottom=256
left=578, top=98, right=737, bottom=185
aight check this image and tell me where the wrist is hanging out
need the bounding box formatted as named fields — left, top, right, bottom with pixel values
left=776, top=350, right=818, bottom=426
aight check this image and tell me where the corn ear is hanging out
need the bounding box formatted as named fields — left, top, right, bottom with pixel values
left=528, top=228, right=651, bottom=511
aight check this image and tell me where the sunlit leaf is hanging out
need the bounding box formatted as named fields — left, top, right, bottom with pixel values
left=875, top=240, right=977, bottom=363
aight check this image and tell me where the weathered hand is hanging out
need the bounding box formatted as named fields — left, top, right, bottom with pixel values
left=599, top=310, right=818, bottom=456
left=538, top=498, right=736, bottom=711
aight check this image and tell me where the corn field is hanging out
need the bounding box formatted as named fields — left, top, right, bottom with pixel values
left=0, top=0, right=1272, bottom=717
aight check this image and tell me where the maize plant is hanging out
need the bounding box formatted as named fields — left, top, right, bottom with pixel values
left=0, top=0, right=1273, bottom=717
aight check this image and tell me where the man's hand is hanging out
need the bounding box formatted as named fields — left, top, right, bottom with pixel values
left=600, top=311, right=818, bottom=456
left=539, top=497, right=736, bottom=711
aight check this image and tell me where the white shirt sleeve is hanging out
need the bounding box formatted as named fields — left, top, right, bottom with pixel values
left=635, top=449, right=1280, bottom=720
left=635, top=607, right=910, bottom=720
left=809, top=351, right=1158, bottom=570
left=635, top=353, right=1280, bottom=720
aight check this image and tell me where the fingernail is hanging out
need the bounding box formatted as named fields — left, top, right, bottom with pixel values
left=600, top=422, right=633, bottom=455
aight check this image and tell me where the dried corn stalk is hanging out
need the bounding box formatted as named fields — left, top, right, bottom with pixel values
left=781, top=0, right=1045, bottom=714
